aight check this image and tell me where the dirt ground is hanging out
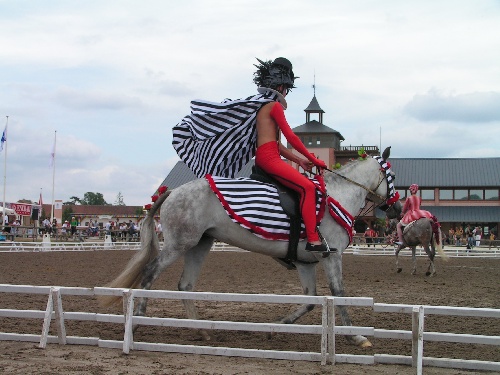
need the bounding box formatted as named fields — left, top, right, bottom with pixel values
left=0, top=249, right=499, bottom=375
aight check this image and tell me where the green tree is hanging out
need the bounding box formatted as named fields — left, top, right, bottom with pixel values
left=67, top=196, right=82, bottom=205
left=62, top=206, right=73, bottom=223
left=114, top=192, right=126, bottom=206
left=82, top=192, right=108, bottom=205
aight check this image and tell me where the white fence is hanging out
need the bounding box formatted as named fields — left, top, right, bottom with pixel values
left=0, top=284, right=498, bottom=373
left=2, top=239, right=499, bottom=258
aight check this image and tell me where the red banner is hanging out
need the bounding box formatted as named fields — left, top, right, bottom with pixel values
left=10, top=203, right=32, bottom=216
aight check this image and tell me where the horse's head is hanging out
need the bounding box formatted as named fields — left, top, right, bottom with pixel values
left=368, top=146, right=402, bottom=219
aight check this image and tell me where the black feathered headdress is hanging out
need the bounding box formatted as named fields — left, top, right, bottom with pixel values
left=253, top=57, right=298, bottom=92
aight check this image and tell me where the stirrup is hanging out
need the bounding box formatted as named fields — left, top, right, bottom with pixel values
left=305, top=242, right=328, bottom=252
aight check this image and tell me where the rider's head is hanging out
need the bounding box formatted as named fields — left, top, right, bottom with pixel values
left=409, top=184, right=419, bottom=194
left=253, top=57, right=297, bottom=96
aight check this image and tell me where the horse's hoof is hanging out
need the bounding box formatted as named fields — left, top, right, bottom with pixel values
left=426, top=271, right=431, bottom=276
left=360, top=339, right=372, bottom=348
left=397, top=268, right=402, bottom=273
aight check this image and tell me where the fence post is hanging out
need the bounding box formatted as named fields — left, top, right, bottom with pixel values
left=412, top=305, right=424, bottom=374
left=39, top=290, right=54, bottom=348
left=123, top=289, right=135, bottom=354
left=327, top=297, right=336, bottom=365
left=52, top=287, right=67, bottom=344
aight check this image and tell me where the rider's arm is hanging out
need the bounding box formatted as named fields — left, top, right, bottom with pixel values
left=279, top=143, right=313, bottom=172
left=270, top=102, right=327, bottom=168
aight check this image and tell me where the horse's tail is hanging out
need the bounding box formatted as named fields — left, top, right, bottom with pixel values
left=431, top=216, right=448, bottom=262
left=98, top=191, right=171, bottom=307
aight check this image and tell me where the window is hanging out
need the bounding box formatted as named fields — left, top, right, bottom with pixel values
left=421, top=189, right=434, bottom=200
left=316, top=136, right=321, bottom=145
left=469, top=189, right=483, bottom=200
left=485, top=190, right=499, bottom=200
left=439, top=189, right=453, bottom=200
left=308, top=136, right=313, bottom=145
left=454, top=190, right=468, bottom=200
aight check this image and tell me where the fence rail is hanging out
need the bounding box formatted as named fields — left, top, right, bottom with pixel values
left=2, top=239, right=499, bottom=258
left=0, top=284, right=498, bottom=372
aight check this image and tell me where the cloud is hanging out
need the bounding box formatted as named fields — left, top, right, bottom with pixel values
left=55, top=87, right=143, bottom=111
left=404, top=90, right=500, bottom=123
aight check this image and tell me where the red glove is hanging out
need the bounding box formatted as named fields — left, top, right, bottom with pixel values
left=270, top=102, right=327, bottom=169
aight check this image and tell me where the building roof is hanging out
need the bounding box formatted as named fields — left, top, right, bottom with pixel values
left=160, top=160, right=256, bottom=190
left=53, top=204, right=142, bottom=216
left=292, top=120, right=345, bottom=139
left=162, top=157, right=500, bottom=192
left=421, top=206, right=500, bottom=223
left=390, top=158, right=500, bottom=188
left=304, top=96, right=324, bottom=113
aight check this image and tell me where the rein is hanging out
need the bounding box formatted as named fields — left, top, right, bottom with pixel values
left=326, top=167, right=387, bottom=202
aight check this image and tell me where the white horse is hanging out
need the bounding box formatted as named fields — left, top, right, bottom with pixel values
left=100, top=147, right=401, bottom=348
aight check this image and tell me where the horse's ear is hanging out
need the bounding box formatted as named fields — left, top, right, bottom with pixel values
left=382, top=146, right=391, bottom=161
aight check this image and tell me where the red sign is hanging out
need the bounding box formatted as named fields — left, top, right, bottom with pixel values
left=10, top=203, right=32, bottom=216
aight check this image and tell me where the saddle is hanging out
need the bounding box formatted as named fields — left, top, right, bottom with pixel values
left=250, top=166, right=303, bottom=268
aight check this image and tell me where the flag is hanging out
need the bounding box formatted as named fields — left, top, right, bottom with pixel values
left=49, top=134, right=56, bottom=168
left=0, top=125, right=6, bottom=152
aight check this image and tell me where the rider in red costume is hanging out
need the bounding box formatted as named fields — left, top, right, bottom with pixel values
left=395, top=183, right=434, bottom=247
left=253, top=58, right=328, bottom=252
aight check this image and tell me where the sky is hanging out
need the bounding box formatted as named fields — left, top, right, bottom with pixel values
left=0, top=1, right=499, bottom=207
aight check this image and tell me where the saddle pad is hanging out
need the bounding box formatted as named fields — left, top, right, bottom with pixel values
left=205, top=175, right=325, bottom=241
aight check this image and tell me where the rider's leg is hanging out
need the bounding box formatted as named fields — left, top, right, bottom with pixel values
left=396, top=221, right=404, bottom=245
left=255, top=142, right=324, bottom=251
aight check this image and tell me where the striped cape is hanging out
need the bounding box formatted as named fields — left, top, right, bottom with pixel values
left=205, top=175, right=326, bottom=241
left=172, top=89, right=282, bottom=178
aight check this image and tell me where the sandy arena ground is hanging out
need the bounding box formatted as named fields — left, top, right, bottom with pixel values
left=0, top=249, right=499, bottom=374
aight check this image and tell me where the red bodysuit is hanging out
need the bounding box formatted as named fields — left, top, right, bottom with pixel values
left=255, top=102, right=326, bottom=243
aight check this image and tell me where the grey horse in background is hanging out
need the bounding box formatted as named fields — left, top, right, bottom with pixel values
left=100, top=147, right=401, bottom=348
left=390, top=218, right=447, bottom=276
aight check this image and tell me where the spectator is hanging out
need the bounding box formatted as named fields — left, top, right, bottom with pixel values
left=10, top=219, right=20, bottom=238
left=364, top=227, right=376, bottom=247
left=455, top=227, right=463, bottom=246
left=473, top=226, right=482, bottom=247
left=70, top=216, right=78, bottom=236
left=61, top=220, right=69, bottom=239
left=465, top=225, right=474, bottom=249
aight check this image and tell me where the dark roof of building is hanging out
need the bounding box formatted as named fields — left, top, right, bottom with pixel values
left=304, top=96, right=324, bottom=113
left=390, top=158, right=500, bottom=188
left=292, top=120, right=345, bottom=140
left=160, top=160, right=257, bottom=190
left=421, top=206, right=500, bottom=223
left=55, top=204, right=142, bottom=216
left=162, top=157, right=500, bottom=191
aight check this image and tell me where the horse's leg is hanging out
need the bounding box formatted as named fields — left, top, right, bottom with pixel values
left=425, top=242, right=436, bottom=277
left=133, top=244, right=184, bottom=318
left=321, top=252, right=371, bottom=348
left=178, top=235, right=214, bottom=340
left=411, top=247, right=417, bottom=275
left=395, top=245, right=403, bottom=273
left=279, top=262, right=318, bottom=323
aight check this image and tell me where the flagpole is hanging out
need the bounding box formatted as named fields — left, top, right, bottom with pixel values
left=50, top=131, right=56, bottom=222
left=2, top=116, right=8, bottom=229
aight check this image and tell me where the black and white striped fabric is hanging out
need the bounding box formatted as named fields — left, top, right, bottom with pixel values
left=373, top=155, right=396, bottom=199
left=205, top=175, right=324, bottom=241
left=172, top=89, right=281, bottom=178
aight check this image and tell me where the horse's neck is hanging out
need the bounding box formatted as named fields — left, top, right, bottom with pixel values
left=324, top=162, right=375, bottom=215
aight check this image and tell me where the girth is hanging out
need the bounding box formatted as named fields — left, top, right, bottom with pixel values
left=250, top=166, right=302, bottom=267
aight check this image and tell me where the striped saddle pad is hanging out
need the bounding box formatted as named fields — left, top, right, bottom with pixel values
left=205, top=175, right=325, bottom=241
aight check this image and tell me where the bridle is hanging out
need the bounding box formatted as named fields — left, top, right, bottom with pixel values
left=321, top=156, right=399, bottom=216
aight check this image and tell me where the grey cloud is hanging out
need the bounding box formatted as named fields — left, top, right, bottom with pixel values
left=404, top=90, right=500, bottom=123
left=158, top=79, right=194, bottom=97
left=55, top=88, right=143, bottom=110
